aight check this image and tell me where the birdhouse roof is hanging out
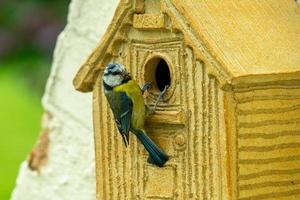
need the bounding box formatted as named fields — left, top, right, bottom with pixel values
left=74, top=0, right=300, bottom=92
left=172, top=0, right=300, bottom=78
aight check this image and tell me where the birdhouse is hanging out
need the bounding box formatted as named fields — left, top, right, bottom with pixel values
left=73, top=1, right=300, bottom=199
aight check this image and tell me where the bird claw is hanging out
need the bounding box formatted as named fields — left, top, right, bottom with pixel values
left=147, top=107, right=155, bottom=115
left=151, top=85, right=169, bottom=113
left=160, top=85, right=169, bottom=97
left=141, top=82, right=152, bottom=94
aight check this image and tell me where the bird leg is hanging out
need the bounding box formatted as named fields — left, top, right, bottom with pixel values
left=141, top=82, right=151, bottom=94
left=147, top=85, right=169, bottom=115
left=153, top=85, right=169, bottom=111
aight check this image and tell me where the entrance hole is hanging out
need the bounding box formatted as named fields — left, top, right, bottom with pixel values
left=144, top=57, right=171, bottom=92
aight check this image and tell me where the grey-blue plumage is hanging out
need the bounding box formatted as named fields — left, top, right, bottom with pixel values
left=135, top=130, right=169, bottom=167
left=105, top=90, right=132, bottom=146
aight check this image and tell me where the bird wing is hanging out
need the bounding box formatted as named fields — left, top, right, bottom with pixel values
left=106, top=91, right=132, bottom=147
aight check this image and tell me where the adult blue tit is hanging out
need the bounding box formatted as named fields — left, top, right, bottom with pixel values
left=102, top=63, right=169, bottom=167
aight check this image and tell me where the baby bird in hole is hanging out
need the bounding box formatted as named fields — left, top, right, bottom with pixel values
left=102, top=63, right=169, bottom=167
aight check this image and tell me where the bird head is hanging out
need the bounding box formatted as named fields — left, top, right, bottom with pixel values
left=102, top=63, right=131, bottom=88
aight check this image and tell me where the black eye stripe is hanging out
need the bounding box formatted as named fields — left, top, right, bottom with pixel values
left=104, top=71, right=121, bottom=76
left=112, top=71, right=120, bottom=75
left=107, top=64, right=116, bottom=70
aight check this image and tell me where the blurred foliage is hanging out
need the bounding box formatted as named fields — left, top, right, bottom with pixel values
left=0, top=69, right=43, bottom=200
left=0, top=0, right=70, bottom=199
left=0, top=0, right=70, bottom=95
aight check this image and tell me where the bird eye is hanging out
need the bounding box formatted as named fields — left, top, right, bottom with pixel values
left=112, top=71, right=119, bottom=75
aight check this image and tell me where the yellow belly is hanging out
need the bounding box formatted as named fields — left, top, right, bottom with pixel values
left=113, top=80, right=145, bottom=130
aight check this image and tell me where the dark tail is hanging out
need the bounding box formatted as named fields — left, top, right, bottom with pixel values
left=136, top=130, right=169, bottom=167
left=136, top=131, right=169, bottom=167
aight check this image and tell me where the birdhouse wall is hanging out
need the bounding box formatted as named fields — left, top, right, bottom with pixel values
left=92, top=39, right=231, bottom=199
left=71, top=1, right=300, bottom=199
left=233, top=84, right=300, bottom=199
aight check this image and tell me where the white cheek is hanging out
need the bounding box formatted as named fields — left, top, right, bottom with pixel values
left=103, top=75, right=122, bottom=87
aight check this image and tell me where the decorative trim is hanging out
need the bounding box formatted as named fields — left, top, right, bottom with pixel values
left=133, top=14, right=165, bottom=30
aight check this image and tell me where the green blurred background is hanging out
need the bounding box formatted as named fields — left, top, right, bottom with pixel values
left=0, top=0, right=69, bottom=199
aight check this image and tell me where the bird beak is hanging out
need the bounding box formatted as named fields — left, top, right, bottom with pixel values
left=121, top=71, right=130, bottom=79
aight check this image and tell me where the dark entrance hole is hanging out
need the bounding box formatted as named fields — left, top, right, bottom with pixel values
left=144, top=57, right=171, bottom=93
left=155, top=59, right=171, bottom=91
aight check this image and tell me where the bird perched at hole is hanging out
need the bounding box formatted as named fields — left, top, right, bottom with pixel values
left=102, top=63, right=169, bottom=167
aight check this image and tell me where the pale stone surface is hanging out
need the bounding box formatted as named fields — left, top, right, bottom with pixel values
left=11, top=0, right=119, bottom=199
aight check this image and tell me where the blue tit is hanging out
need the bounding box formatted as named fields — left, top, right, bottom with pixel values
left=102, top=63, right=169, bottom=167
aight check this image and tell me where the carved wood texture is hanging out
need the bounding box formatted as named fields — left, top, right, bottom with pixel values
left=76, top=1, right=300, bottom=199
left=235, top=86, right=300, bottom=200
left=93, top=41, right=227, bottom=199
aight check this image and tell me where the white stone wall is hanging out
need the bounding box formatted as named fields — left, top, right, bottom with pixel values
left=11, top=0, right=119, bottom=199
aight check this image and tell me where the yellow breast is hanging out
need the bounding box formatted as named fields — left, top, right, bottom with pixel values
left=113, top=80, right=145, bottom=130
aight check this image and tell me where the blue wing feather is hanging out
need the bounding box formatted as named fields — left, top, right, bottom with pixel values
left=105, top=91, right=132, bottom=146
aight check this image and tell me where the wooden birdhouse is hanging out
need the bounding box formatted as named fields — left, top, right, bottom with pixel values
left=73, top=1, right=300, bottom=199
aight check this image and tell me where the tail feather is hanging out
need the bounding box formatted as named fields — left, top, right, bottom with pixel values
left=136, top=130, right=169, bottom=167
